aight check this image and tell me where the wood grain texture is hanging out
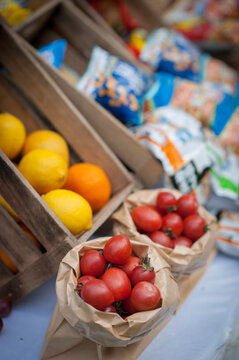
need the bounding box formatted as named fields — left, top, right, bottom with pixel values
left=0, top=206, right=41, bottom=271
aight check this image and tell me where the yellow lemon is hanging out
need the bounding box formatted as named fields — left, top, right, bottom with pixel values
left=19, top=149, right=68, bottom=195
left=23, top=129, right=69, bottom=166
left=0, top=194, right=20, bottom=222
left=0, top=113, right=26, bottom=159
left=43, top=189, right=93, bottom=235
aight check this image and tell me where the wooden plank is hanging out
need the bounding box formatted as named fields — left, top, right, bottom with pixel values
left=0, top=206, right=41, bottom=271
left=0, top=151, right=76, bottom=250
left=0, top=23, right=132, bottom=192
left=15, top=0, right=60, bottom=40
left=31, top=54, right=164, bottom=187
left=0, top=239, right=71, bottom=302
left=0, top=263, right=13, bottom=286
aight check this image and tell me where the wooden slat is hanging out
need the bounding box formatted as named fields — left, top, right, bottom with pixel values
left=31, top=53, right=164, bottom=188
left=0, top=23, right=132, bottom=193
left=0, top=263, right=13, bottom=286
left=0, top=238, right=72, bottom=302
left=0, top=206, right=41, bottom=271
left=0, top=151, right=76, bottom=250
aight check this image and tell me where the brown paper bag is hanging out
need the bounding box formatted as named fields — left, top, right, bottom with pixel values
left=112, top=189, right=218, bottom=279
left=41, top=237, right=179, bottom=359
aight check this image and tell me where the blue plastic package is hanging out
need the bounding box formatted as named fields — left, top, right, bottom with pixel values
left=143, top=72, right=237, bottom=135
left=38, top=39, right=67, bottom=69
left=77, top=46, right=153, bottom=126
left=140, top=28, right=201, bottom=81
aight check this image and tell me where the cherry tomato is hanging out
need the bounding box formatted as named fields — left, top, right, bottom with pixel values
left=149, top=231, right=174, bottom=248
left=122, top=296, right=137, bottom=315
left=102, top=305, right=117, bottom=313
left=162, top=213, right=184, bottom=238
left=184, top=214, right=207, bottom=241
left=102, top=267, right=132, bottom=301
left=177, top=194, right=198, bottom=218
left=103, top=235, right=132, bottom=265
left=121, top=256, right=141, bottom=277
left=81, top=279, right=114, bottom=310
left=0, top=318, right=3, bottom=333
left=76, top=275, right=96, bottom=296
left=131, top=281, right=161, bottom=312
left=173, top=236, right=193, bottom=248
left=0, top=299, right=12, bottom=318
left=131, top=266, right=155, bottom=285
left=80, top=250, right=107, bottom=277
left=131, top=206, right=162, bottom=232
left=156, top=192, right=177, bottom=215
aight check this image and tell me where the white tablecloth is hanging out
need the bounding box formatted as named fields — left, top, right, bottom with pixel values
left=1, top=251, right=239, bottom=360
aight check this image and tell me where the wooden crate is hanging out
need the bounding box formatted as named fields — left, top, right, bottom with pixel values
left=0, top=22, right=135, bottom=302
left=15, top=0, right=164, bottom=188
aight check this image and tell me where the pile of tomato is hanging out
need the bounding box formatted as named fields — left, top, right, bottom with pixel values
left=76, top=235, right=162, bottom=316
left=131, top=192, right=208, bottom=249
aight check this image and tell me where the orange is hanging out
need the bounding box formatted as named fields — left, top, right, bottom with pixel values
left=64, top=163, right=112, bottom=212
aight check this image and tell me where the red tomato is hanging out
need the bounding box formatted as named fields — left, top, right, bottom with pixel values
left=122, top=296, right=137, bottom=315
left=131, top=281, right=161, bottom=312
left=102, top=305, right=117, bottom=313
left=173, top=236, right=193, bottom=248
left=80, top=250, right=107, bottom=277
left=184, top=214, right=207, bottom=241
left=81, top=279, right=114, bottom=310
left=0, top=318, right=3, bottom=333
left=177, top=194, right=198, bottom=218
left=156, top=192, right=177, bottom=215
left=102, top=267, right=132, bottom=301
left=131, top=206, right=162, bottom=232
left=103, top=235, right=132, bottom=265
left=121, top=256, right=141, bottom=277
left=76, top=275, right=96, bottom=296
left=131, top=266, right=155, bottom=285
left=149, top=231, right=174, bottom=248
left=0, top=299, right=12, bottom=318
left=162, top=213, right=184, bottom=238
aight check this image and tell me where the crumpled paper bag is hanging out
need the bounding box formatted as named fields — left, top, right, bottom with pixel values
left=112, top=189, right=218, bottom=279
left=41, top=237, right=179, bottom=359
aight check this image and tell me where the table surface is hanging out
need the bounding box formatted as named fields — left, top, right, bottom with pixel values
left=1, top=250, right=239, bottom=360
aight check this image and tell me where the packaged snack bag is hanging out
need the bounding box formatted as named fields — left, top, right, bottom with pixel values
left=0, top=0, right=31, bottom=25
left=220, top=107, right=239, bottom=156
left=217, top=211, right=239, bottom=258
left=199, top=54, right=238, bottom=95
left=112, top=189, right=217, bottom=279
left=140, top=28, right=201, bottom=81
left=132, top=106, right=211, bottom=196
left=143, top=72, right=237, bottom=135
left=77, top=46, right=152, bottom=126
left=41, top=237, right=179, bottom=358
left=38, top=39, right=67, bottom=70
left=206, top=134, right=239, bottom=201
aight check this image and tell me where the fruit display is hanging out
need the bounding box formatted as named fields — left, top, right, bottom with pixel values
left=112, top=189, right=218, bottom=278
left=0, top=112, right=112, bottom=273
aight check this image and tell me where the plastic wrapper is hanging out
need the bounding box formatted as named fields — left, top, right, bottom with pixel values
left=38, top=39, right=67, bottom=70
left=0, top=0, right=31, bottom=25
left=112, top=189, right=217, bottom=279
left=216, top=211, right=239, bottom=258
left=206, top=132, right=239, bottom=201
left=220, top=107, right=239, bottom=156
left=143, top=72, right=237, bottom=135
left=132, top=105, right=211, bottom=198
left=40, top=237, right=179, bottom=359
left=139, top=28, right=201, bottom=81
left=77, top=46, right=152, bottom=126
